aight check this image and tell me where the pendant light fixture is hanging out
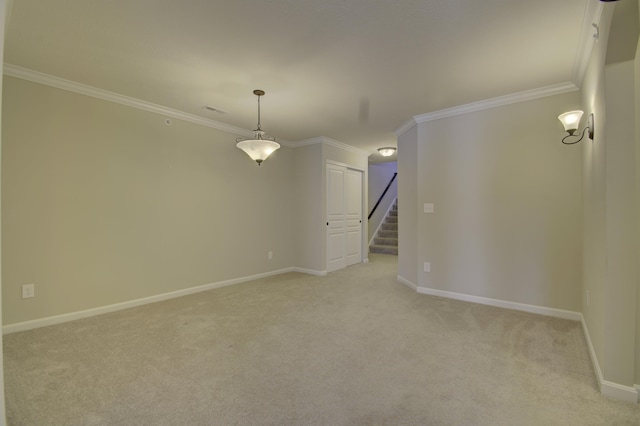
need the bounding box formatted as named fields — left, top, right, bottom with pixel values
left=236, top=90, right=280, bottom=165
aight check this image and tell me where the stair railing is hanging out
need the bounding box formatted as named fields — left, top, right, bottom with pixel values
left=368, top=172, right=397, bottom=220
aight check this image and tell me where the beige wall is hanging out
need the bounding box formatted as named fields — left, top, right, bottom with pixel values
left=397, top=125, right=418, bottom=286
left=636, top=3, right=640, bottom=386
left=2, top=77, right=296, bottom=325
left=409, top=93, right=583, bottom=310
left=581, top=7, right=609, bottom=377
left=603, top=60, right=636, bottom=386
left=293, top=143, right=324, bottom=272
left=581, top=1, right=640, bottom=394
left=0, top=0, right=7, bottom=422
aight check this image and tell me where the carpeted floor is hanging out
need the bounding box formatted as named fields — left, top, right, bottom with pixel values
left=4, top=254, right=640, bottom=425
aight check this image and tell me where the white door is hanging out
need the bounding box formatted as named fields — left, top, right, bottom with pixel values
left=345, top=168, right=363, bottom=266
left=326, top=164, right=363, bottom=272
left=326, top=164, right=346, bottom=272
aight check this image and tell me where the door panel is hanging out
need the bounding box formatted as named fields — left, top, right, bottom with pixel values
left=345, top=169, right=363, bottom=266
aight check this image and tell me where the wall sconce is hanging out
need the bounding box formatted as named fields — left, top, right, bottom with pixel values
left=558, top=110, right=594, bottom=144
left=378, top=147, right=396, bottom=157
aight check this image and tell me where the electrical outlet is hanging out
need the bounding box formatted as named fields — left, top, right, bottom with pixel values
left=424, top=262, right=431, bottom=272
left=424, top=203, right=434, bottom=213
left=22, top=284, right=35, bottom=299
left=268, top=251, right=273, bottom=260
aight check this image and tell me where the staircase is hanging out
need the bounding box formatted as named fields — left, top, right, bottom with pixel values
left=369, top=200, right=398, bottom=255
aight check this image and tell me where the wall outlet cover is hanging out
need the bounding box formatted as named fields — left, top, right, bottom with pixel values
left=22, top=284, right=35, bottom=299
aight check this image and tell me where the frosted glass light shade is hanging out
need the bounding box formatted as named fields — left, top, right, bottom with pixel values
left=378, top=147, right=396, bottom=157
left=236, top=139, right=281, bottom=165
left=558, top=110, right=584, bottom=135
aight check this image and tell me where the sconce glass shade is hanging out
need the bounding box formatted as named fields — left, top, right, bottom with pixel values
left=558, top=110, right=584, bottom=135
left=378, top=147, right=397, bottom=157
left=236, top=138, right=280, bottom=165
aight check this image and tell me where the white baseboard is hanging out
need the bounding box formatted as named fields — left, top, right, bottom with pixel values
left=601, top=380, right=639, bottom=403
left=3, top=266, right=307, bottom=335
left=415, top=285, right=582, bottom=321
left=397, top=275, right=418, bottom=291
left=580, top=315, right=639, bottom=404
left=292, top=267, right=327, bottom=276
left=399, top=279, right=637, bottom=403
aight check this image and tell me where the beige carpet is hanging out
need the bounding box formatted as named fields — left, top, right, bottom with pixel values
left=4, top=254, right=640, bottom=425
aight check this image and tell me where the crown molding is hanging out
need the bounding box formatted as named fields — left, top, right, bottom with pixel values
left=3, top=63, right=258, bottom=138
left=394, top=82, right=578, bottom=137
left=413, top=82, right=578, bottom=124
left=394, top=118, right=418, bottom=137
left=294, top=136, right=369, bottom=156
left=420, top=82, right=578, bottom=124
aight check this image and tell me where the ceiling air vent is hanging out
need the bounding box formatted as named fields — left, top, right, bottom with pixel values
left=203, top=105, right=227, bottom=114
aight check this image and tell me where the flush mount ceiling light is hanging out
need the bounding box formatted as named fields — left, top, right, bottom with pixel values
left=558, top=110, right=594, bottom=145
left=236, top=90, right=280, bottom=166
left=378, top=147, right=396, bottom=157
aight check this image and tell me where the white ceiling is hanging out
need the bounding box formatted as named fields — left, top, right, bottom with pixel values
left=5, top=0, right=596, bottom=159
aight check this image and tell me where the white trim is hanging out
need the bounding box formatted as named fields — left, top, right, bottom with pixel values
left=397, top=275, right=417, bottom=291
left=397, top=278, right=640, bottom=403
left=412, top=283, right=639, bottom=403
left=3, top=267, right=315, bottom=334
left=1, top=64, right=300, bottom=147
left=295, top=136, right=369, bottom=156
left=291, top=267, right=327, bottom=276
left=414, top=83, right=579, bottom=125
left=394, top=83, right=578, bottom=138
left=394, top=118, right=418, bottom=138
left=580, top=315, right=639, bottom=404
left=326, top=159, right=366, bottom=173
left=580, top=313, right=605, bottom=387
left=600, top=380, right=639, bottom=404
left=416, top=286, right=581, bottom=320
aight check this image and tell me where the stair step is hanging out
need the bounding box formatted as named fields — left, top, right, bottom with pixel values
left=374, top=237, right=398, bottom=246
left=377, top=229, right=397, bottom=238
left=381, top=223, right=397, bottom=231
left=369, top=198, right=398, bottom=256
left=369, top=245, right=398, bottom=255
